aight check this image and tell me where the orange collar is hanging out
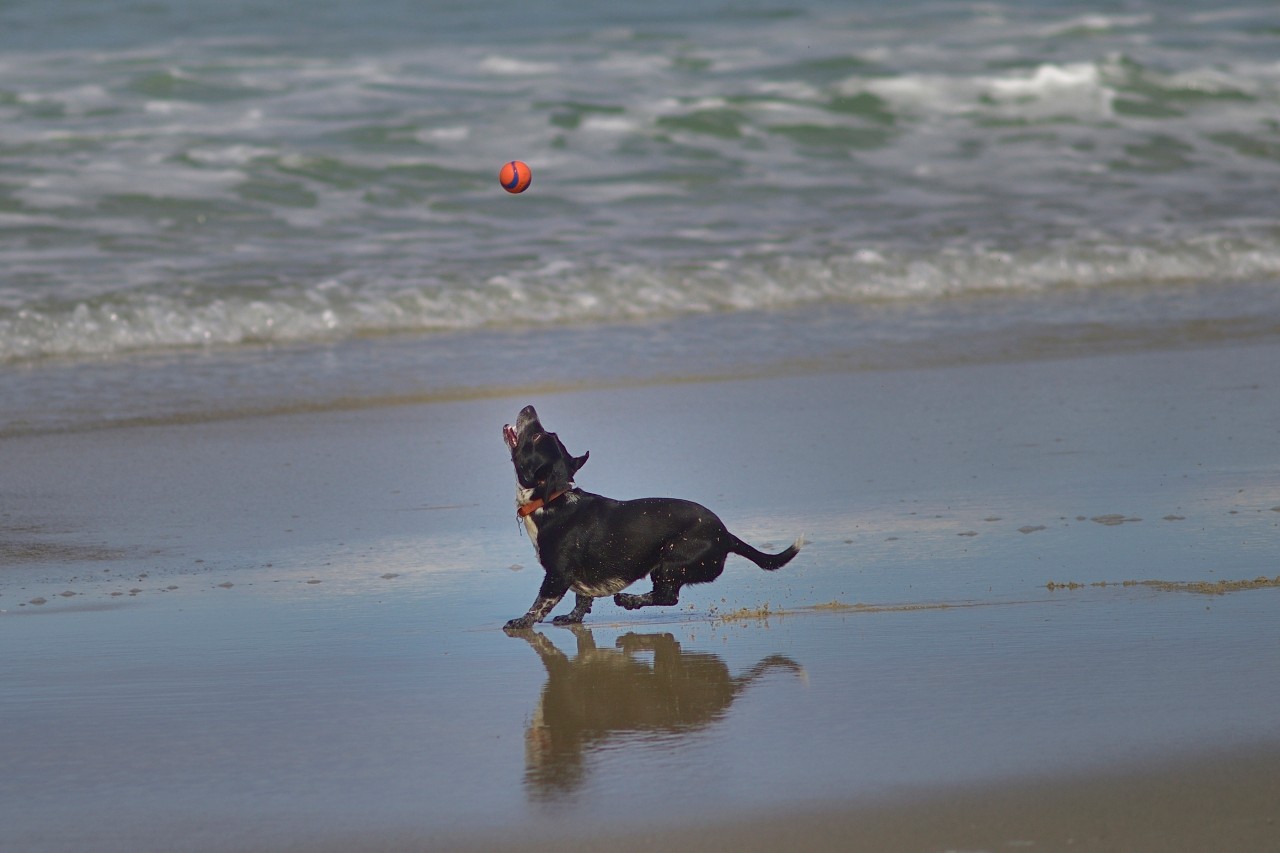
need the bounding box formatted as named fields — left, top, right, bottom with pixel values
left=517, top=489, right=568, bottom=518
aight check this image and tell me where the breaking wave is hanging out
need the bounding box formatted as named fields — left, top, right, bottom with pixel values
left=5, top=235, right=1280, bottom=362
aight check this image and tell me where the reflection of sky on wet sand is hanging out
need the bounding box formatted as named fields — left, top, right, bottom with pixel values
left=3, top=343, right=1279, bottom=849
left=5, top=539, right=1280, bottom=851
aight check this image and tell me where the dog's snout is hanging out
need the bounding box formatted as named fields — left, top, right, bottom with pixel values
left=516, top=405, right=539, bottom=432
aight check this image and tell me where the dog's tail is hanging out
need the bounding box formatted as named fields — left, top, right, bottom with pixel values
left=731, top=534, right=806, bottom=572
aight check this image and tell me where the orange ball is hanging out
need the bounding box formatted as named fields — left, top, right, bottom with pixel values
left=499, top=160, right=532, bottom=194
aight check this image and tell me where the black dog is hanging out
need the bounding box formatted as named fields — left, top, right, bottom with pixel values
left=501, top=405, right=803, bottom=631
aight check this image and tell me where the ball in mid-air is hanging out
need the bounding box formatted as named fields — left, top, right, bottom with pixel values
left=499, top=160, right=532, bottom=194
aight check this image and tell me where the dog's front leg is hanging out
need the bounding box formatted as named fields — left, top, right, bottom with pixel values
left=551, top=593, right=593, bottom=626
left=504, top=575, right=568, bottom=632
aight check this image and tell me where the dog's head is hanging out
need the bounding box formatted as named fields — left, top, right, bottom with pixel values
left=503, top=405, right=589, bottom=505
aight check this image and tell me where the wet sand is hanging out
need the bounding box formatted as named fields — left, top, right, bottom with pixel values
left=3, top=340, right=1279, bottom=852
left=429, top=746, right=1280, bottom=853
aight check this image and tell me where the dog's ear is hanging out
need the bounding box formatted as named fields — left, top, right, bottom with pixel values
left=534, top=431, right=581, bottom=501
left=550, top=433, right=588, bottom=479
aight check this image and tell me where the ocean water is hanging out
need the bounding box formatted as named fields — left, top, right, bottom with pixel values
left=2, top=0, right=1280, bottom=433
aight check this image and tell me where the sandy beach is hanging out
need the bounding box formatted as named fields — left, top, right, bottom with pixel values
left=3, top=339, right=1278, bottom=852
left=430, top=747, right=1280, bottom=853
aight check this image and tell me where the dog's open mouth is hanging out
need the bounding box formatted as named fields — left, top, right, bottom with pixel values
left=505, top=405, right=541, bottom=450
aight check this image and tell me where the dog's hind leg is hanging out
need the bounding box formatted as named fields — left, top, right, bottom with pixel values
left=551, top=593, right=594, bottom=625
left=615, top=539, right=732, bottom=611
left=614, top=576, right=681, bottom=610
left=614, top=588, right=678, bottom=610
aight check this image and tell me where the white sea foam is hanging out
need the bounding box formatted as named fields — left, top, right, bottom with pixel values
left=752, top=80, right=824, bottom=102
left=986, top=63, right=1100, bottom=99
left=1149, top=66, right=1260, bottom=98
left=578, top=115, right=638, bottom=134
left=186, top=145, right=277, bottom=166
left=855, top=75, right=964, bottom=113
left=855, top=61, right=1116, bottom=119
left=5, top=237, right=1280, bottom=363
left=19, top=84, right=114, bottom=114
left=478, top=55, right=558, bottom=76
left=415, top=126, right=471, bottom=143
left=1040, top=14, right=1153, bottom=37
left=15, top=159, right=246, bottom=209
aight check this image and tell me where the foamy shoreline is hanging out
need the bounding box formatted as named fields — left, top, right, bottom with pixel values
left=8, top=279, right=1280, bottom=438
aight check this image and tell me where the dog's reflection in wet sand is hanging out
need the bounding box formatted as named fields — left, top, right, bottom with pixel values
left=512, top=626, right=804, bottom=798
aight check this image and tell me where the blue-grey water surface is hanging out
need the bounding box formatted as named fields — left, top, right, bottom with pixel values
left=2, top=0, right=1280, bottom=432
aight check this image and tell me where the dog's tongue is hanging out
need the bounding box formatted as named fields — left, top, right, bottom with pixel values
left=503, top=424, right=517, bottom=449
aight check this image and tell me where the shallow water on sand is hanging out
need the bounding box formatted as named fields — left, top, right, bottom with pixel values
left=4, top=570, right=1279, bottom=852
left=3, top=345, right=1279, bottom=850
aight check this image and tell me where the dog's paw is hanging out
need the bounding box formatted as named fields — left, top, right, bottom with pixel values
left=504, top=616, right=535, bottom=632
left=614, top=593, right=641, bottom=610
left=551, top=613, right=583, bottom=626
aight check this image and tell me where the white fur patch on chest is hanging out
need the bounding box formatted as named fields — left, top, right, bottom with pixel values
left=515, top=485, right=541, bottom=558
left=521, top=515, right=540, bottom=556
left=514, top=483, right=579, bottom=562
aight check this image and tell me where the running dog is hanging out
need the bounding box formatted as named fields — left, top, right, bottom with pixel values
left=501, top=405, right=803, bottom=631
